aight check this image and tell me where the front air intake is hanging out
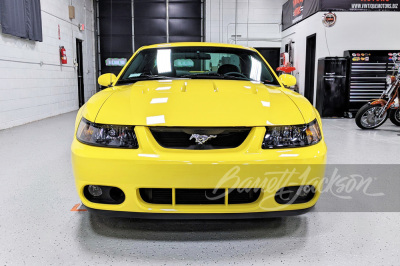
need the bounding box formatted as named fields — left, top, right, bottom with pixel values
left=175, top=189, right=225, bottom=204
left=139, top=188, right=172, bottom=204
left=150, top=127, right=251, bottom=149
left=275, top=186, right=315, bottom=204
left=139, top=188, right=261, bottom=205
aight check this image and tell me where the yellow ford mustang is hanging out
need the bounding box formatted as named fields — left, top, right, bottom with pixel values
left=71, top=42, right=327, bottom=219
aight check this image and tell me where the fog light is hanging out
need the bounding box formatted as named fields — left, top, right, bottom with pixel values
left=88, top=185, right=102, bottom=197
left=84, top=185, right=125, bottom=204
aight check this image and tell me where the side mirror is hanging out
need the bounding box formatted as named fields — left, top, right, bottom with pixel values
left=278, top=74, right=297, bottom=87
left=98, top=73, right=117, bottom=87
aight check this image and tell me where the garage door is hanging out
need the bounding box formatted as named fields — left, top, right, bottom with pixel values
left=134, top=0, right=203, bottom=49
left=97, top=0, right=203, bottom=77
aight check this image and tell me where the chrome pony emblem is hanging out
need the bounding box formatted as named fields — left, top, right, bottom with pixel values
left=189, top=134, right=217, bottom=145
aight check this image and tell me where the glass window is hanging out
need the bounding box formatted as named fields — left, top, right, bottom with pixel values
left=118, top=47, right=279, bottom=85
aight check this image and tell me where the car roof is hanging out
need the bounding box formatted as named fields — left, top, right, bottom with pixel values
left=140, top=42, right=256, bottom=51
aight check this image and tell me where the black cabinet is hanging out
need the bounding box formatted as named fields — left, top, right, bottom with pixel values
left=316, top=57, right=349, bottom=117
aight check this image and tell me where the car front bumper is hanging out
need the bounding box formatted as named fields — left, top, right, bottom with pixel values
left=84, top=206, right=315, bottom=219
left=71, top=126, right=327, bottom=217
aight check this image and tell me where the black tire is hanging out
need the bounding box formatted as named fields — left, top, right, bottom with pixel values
left=355, top=104, right=388, bottom=129
left=389, top=109, right=400, bottom=126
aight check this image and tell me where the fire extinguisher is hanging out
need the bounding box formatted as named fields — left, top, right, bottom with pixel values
left=60, top=46, right=67, bottom=64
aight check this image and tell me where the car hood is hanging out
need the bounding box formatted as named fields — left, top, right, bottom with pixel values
left=94, top=79, right=305, bottom=127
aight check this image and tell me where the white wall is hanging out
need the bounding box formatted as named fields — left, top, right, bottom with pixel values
left=0, top=0, right=96, bottom=130
left=205, top=0, right=287, bottom=47
left=281, top=12, right=400, bottom=105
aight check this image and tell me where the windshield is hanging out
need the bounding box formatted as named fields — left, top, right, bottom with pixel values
left=117, top=46, right=279, bottom=85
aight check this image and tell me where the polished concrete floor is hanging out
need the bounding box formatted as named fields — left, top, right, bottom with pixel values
left=0, top=111, right=399, bottom=265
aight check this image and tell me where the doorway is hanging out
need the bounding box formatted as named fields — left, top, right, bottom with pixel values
left=305, top=34, right=316, bottom=104
left=76, top=39, right=85, bottom=107
left=254, top=48, right=281, bottom=72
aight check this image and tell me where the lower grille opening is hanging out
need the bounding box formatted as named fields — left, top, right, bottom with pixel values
left=176, top=189, right=225, bottom=205
left=275, top=186, right=315, bottom=204
left=139, top=188, right=172, bottom=204
left=228, top=188, right=261, bottom=204
left=139, top=188, right=262, bottom=205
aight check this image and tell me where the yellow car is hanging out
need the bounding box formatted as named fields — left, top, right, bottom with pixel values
left=71, top=42, right=327, bottom=219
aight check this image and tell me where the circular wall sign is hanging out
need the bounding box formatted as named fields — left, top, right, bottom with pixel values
left=322, top=12, right=337, bottom=27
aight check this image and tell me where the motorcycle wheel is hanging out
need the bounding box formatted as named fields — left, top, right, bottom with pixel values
left=389, top=109, right=400, bottom=126
left=355, top=104, right=388, bottom=129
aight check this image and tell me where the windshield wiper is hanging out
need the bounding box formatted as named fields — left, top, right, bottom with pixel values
left=117, top=74, right=170, bottom=84
left=180, top=73, right=224, bottom=78
left=180, top=72, right=250, bottom=81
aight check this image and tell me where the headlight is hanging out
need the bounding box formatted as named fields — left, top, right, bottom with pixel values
left=76, top=118, right=138, bottom=148
left=262, top=119, right=322, bottom=149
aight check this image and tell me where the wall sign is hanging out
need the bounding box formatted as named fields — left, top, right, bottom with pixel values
left=321, top=0, right=400, bottom=12
left=322, top=12, right=336, bottom=27
left=283, top=0, right=400, bottom=30
left=105, top=58, right=127, bottom=67
left=282, top=0, right=320, bottom=31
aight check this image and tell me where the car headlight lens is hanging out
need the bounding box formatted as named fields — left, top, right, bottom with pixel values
left=262, top=119, right=321, bottom=149
left=76, top=118, right=138, bottom=148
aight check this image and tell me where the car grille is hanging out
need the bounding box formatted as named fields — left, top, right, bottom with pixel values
left=139, top=188, right=261, bottom=205
left=150, top=127, right=251, bottom=149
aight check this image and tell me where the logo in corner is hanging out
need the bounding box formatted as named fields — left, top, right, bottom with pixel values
left=190, top=134, right=217, bottom=145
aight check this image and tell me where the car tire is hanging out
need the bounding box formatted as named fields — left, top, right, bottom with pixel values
left=355, top=104, right=388, bottom=129
left=389, top=109, right=400, bottom=126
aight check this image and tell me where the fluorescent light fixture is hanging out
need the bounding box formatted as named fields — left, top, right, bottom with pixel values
left=250, top=56, right=262, bottom=81
left=138, top=154, right=160, bottom=158
left=105, top=58, right=127, bottom=66
left=276, top=150, right=293, bottom=153
left=157, top=49, right=172, bottom=74
left=146, top=115, right=165, bottom=125
left=279, top=154, right=299, bottom=157
left=155, top=86, right=171, bottom=91
left=150, top=98, right=168, bottom=104
left=261, top=101, right=270, bottom=107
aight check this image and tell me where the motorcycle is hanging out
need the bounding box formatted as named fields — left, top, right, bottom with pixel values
left=355, top=55, right=400, bottom=129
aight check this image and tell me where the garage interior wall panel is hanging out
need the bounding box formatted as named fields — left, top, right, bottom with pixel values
left=98, top=0, right=133, bottom=75
left=205, top=0, right=286, bottom=47
left=0, top=0, right=96, bottom=130
left=134, top=0, right=167, bottom=49
left=168, top=0, right=202, bottom=43
left=133, top=0, right=202, bottom=48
